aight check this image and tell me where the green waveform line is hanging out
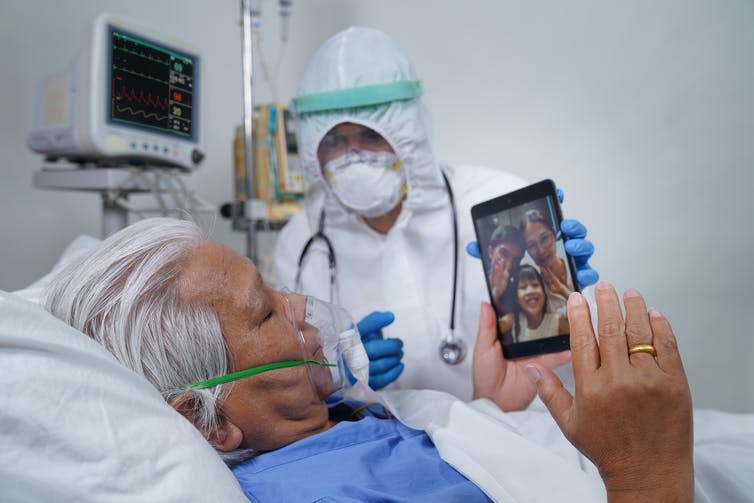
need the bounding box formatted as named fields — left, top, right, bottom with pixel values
left=114, top=45, right=170, bottom=65
left=113, top=31, right=192, bottom=64
left=112, top=65, right=169, bottom=85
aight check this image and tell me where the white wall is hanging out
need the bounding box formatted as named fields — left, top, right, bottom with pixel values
left=1, top=0, right=752, bottom=412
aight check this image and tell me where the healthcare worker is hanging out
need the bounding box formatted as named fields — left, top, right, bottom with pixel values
left=275, top=27, right=597, bottom=400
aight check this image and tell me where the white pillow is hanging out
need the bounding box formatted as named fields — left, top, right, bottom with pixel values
left=11, top=234, right=101, bottom=305
left=0, top=291, right=248, bottom=502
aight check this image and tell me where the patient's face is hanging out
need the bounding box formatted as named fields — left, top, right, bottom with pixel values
left=180, top=241, right=332, bottom=452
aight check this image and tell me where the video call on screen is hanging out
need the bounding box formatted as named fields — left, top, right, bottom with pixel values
left=479, top=195, right=573, bottom=344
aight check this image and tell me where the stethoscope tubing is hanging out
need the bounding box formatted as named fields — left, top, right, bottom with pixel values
left=295, top=210, right=337, bottom=303
left=295, top=170, right=462, bottom=363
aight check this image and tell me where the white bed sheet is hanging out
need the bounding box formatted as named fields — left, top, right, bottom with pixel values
left=381, top=388, right=754, bottom=502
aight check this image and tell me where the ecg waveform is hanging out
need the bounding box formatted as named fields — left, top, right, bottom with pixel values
left=114, top=104, right=169, bottom=122
left=109, top=30, right=194, bottom=138
left=116, top=83, right=169, bottom=110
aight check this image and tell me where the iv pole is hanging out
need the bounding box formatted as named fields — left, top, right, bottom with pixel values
left=240, top=0, right=257, bottom=260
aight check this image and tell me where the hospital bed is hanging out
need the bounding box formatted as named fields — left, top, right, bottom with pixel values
left=2, top=236, right=753, bottom=502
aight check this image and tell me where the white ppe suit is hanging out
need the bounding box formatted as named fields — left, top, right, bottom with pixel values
left=275, top=27, right=526, bottom=400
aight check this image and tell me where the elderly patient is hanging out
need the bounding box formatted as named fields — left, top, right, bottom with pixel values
left=44, top=218, right=693, bottom=502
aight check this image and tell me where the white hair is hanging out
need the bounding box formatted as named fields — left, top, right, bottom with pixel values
left=45, top=217, right=252, bottom=465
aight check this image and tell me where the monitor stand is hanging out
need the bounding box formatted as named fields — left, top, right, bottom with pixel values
left=33, top=160, right=212, bottom=238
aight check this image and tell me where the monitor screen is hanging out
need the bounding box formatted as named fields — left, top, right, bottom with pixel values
left=109, top=26, right=197, bottom=140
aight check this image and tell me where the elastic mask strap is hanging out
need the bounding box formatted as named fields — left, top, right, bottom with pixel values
left=189, top=359, right=336, bottom=390
left=290, top=80, right=423, bottom=114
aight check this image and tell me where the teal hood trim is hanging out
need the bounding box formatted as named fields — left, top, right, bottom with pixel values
left=291, top=80, right=423, bottom=114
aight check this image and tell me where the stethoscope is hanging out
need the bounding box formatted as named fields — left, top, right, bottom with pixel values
left=295, top=171, right=466, bottom=365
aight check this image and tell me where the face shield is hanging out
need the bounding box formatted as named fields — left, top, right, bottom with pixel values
left=289, top=27, right=443, bottom=232
left=189, top=290, right=369, bottom=405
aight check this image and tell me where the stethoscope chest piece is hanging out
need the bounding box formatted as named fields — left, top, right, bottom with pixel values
left=439, top=335, right=466, bottom=365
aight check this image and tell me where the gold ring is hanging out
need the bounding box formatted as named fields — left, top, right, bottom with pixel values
left=628, top=344, right=657, bottom=357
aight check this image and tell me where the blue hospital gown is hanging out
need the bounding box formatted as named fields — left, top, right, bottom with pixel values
left=232, top=406, right=491, bottom=502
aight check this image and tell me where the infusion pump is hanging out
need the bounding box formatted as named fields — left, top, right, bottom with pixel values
left=27, top=13, right=204, bottom=170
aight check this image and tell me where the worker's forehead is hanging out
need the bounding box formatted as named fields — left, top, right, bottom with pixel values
left=325, top=122, right=378, bottom=134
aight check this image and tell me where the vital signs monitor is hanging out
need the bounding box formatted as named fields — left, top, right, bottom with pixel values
left=27, top=13, right=203, bottom=170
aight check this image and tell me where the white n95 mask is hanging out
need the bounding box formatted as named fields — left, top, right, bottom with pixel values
left=323, top=150, right=407, bottom=218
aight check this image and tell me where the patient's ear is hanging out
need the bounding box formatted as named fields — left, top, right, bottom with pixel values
left=170, top=392, right=243, bottom=452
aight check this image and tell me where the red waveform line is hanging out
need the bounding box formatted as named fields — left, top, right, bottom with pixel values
left=112, top=77, right=169, bottom=110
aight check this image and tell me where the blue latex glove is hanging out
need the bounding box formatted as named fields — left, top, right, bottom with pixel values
left=466, top=188, right=599, bottom=288
left=560, top=219, right=599, bottom=287
left=348, top=311, right=404, bottom=390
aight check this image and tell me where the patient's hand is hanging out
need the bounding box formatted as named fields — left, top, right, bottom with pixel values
left=471, top=302, right=571, bottom=411
left=529, top=281, right=693, bottom=502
